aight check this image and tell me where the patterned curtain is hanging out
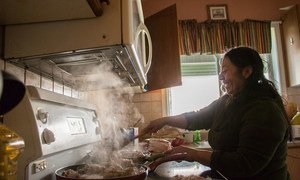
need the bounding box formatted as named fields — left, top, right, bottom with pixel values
left=178, top=19, right=271, bottom=55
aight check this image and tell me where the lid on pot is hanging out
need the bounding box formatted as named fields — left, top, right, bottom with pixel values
left=0, top=70, right=25, bottom=115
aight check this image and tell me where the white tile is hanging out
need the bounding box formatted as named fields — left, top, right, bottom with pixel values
left=64, top=86, right=72, bottom=97
left=140, top=93, right=151, bottom=102
left=54, top=82, right=63, bottom=94
left=25, top=71, right=40, bottom=88
left=151, top=91, right=162, bottom=101
left=134, top=102, right=141, bottom=112
left=140, top=102, right=151, bottom=113
left=151, top=112, right=162, bottom=120
left=41, top=78, right=53, bottom=91
left=151, top=101, right=162, bottom=113
left=132, top=94, right=141, bottom=102
left=6, top=63, right=24, bottom=83
left=141, top=112, right=151, bottom=123
left=72, top=90, right=81, bottom=99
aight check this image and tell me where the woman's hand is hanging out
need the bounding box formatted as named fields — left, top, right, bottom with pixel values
left=147, top=152, right=188, bottom=171
left=165, top=145, right=195, bottom=162
left=139, top=115, right=188, bottom=137
left=139, top=117, right=169, bottom=136
left=147, top=146, right=195, bottom=171
left=166, top=145, right=212, bottom=166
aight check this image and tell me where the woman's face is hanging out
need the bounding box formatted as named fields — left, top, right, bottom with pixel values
left=219, top=57, right=247, bottom=95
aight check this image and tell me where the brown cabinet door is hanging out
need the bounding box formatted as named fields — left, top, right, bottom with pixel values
left=145, top=4, right=182, bottom=91
left=282, top=5, right=300, bottom=87
left=287, top=146, right=300, bottom=179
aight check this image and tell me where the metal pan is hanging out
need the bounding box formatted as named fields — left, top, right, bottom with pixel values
left=55, top=153, right=188, bottom=180
left=55, top=164, right=148, bottom=180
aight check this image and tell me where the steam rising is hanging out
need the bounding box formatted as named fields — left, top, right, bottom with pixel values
left=81, top=62, right=144, bottom=165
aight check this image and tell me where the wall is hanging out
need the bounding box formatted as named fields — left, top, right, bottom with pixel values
left=142, top=0, right=300, bottom=21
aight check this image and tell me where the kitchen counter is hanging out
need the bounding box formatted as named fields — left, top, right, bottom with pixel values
left=288, top=140, right=300, bottom=148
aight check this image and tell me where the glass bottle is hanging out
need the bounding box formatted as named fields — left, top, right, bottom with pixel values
left=0, top=122, right=25, bottom=180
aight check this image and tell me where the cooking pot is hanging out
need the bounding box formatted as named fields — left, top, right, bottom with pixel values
left=55, top=153, right=188, bottom=180
left=55, top=164, right=148, bottom=180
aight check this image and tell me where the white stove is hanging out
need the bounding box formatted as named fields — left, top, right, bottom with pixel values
left=3, top=86, right=101, bottom=180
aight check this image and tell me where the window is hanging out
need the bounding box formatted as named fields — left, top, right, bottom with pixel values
left=168, top=54, right=221, bottom=115
left=167, top=23, right=284, bottom=116
left=167, top=41, right=282, bottom=115
left=270, top=22, right=286, bottom=95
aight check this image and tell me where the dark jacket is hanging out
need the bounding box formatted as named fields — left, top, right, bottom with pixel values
left=184, top=86, right=290, bottom=180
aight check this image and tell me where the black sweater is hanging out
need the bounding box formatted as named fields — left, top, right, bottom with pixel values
left=184, top=89, right=290, bottom=180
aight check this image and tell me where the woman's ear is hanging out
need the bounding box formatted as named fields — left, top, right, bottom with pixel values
left=242, top=66, right=253, bottom=79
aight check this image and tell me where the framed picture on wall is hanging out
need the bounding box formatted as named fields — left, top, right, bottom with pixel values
left=207, top=5, right=228, bottom=20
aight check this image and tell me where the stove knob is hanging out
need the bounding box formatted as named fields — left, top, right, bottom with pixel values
left=42, top=128, right=55, bottom=144
left=37, top=108, right=49, bottom=123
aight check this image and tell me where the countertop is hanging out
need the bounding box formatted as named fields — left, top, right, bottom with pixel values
left=288, top=140, right=300, bottom=148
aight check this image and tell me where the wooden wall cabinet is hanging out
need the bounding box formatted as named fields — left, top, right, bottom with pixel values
left=287, top=145, right=300, bottom=179
left=145, top=4, right=182, bottom=91
left=282, top=5, right=300, bottom=87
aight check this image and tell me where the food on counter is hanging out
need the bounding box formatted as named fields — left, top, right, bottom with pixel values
left=62, top=163, right=144, bottom=179
left=151, top=126, right=183, bottom=139
left=147, top=138, right=172, bottom=153
left=171, top=138, right=186, bottom=147
left=145, top=152, right=166, bottom=162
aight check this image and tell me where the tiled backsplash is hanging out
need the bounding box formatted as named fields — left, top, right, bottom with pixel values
left=132, top=90, right=164, bottom=127
left=0, top=59, right=81, bottom=98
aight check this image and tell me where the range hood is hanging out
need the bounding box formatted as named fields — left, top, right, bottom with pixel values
left=7, top=45, right=148, bottom=91
left=2, top=0, right=152, bottom=92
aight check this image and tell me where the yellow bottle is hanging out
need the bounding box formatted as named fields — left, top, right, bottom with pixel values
left=291, top=111, right=300, bottom=139
left=0, top=124, right=25, bottom=180
left=291, top=112, right=300, bottom=125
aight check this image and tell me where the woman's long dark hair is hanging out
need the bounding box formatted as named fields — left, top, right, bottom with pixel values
left=224, top=46, right=292, bottom=140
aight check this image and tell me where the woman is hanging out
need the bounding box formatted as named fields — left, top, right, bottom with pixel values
left=142, top=47, right=291, bottom=179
